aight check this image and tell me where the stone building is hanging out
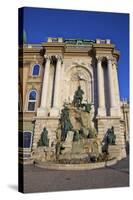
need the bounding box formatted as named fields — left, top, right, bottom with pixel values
left=19, top=37, right=129, bottom=163
left=120, top=100, right=129, bottom=146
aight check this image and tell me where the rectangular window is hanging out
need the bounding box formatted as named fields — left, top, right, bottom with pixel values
left=23, top=132, right=32, bottom=148
left=28, top=102, right=35, bottom=111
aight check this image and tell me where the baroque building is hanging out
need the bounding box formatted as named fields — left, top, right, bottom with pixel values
left=19, top=37, right=129, bottom=163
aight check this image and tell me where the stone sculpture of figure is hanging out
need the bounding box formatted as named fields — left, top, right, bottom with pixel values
left=73, top=86, right=84, bottom=108
left=60, top=105, right=73, bottom=141
left=38, top=127, right=49, bottom=147
left=106, top=126, right=116, bottom=145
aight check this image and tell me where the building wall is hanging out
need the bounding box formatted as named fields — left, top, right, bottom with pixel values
left=120, top=100, right=129, bottom=143
left=19, top=38, right=129, bottom=161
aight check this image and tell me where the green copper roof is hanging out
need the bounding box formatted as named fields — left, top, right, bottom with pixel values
left=64, top=39, right=95, bottom=45
left=23, top=30, right=27, bottom=44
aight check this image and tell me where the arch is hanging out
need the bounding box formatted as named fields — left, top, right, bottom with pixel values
left=27, top=89, right=37, bottom=111
left=64, top=65, right=93, bottom=103
left=32, top=64, right=40, bottom=76
left=65, top=64, right=93, bottom=81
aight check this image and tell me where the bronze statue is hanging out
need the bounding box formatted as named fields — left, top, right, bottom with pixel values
left=73, top=130, right=80, bottom=141
left=60, top=105, right=73, bottom=141
left=73, top=86, right=84, bottom=108
left=106, top=126, right=116, bottom=145
left=38, top=127, right=49, bottom=147
left=83, top=101, right=92, bottom=113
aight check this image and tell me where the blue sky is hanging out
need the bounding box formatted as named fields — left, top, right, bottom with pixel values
left=22, top=7, right=129, bottom=100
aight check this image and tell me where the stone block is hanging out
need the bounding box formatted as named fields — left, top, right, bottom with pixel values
left=108, top=145, right=121, bottom=158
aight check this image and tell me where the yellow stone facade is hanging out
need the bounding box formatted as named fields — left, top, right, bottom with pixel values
left=19, top=37, right=129, bottom=163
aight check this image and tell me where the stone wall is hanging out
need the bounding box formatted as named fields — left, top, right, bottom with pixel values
left=97, top=117, right=126, bottom=159
left=32, top=117, right=59, bottom=151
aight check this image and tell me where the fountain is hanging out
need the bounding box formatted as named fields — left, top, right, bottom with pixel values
left=32, top=86, right=117, bottom=170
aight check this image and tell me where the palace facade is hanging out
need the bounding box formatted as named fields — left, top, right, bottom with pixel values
left=19, top=37, right=129, bottom=163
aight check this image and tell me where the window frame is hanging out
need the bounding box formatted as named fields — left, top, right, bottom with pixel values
left=31, top=64, right=41, bottom=77
left=23, top=131, right=33, bottom=149
left=27, top=89, right=37, bottom=112
left=19, top=131, right=33, bottom=150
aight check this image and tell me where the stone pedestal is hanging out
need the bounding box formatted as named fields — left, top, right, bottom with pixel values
left=97, top=116, right=127, bottom=160
left=32, top=146, right=56, bottom=162
left=72, top=140, right=84, bottom=154
left=110, top=107, right=120, bottom=117
left=97, top=107, right=106, bottom=117
left=37, top=107, right=49, bottom=117
left=108, top=145, right=121, bottom=159
left=61, top=131, right=74, bottom=154
left=32, top=117, right=59, bottom=151
left=50, top=107, right=60, bottom=117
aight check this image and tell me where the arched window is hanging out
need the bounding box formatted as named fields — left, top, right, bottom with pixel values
left=27, top=90, right=37, bottom=111
left=32, top=64, right=40, bottom=76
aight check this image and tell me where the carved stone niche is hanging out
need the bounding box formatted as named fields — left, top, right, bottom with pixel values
left=64, top=66, right=93, bottom=104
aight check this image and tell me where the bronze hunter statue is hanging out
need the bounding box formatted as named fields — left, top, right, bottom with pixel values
left=73, top=85, right=84, bottom=108
left=60, top=105, right=73, bottom=141
left=106, top=126, right=116, bottom=145
left=38, top=127, right=49, bottom=147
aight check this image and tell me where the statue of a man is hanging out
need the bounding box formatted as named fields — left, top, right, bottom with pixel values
left=107, top=126, right=116, bottom=145
left=38, top=127, right=49, bottom=147
left=60, top=106, right=73, bottom=141
left=73, top=86, right=84, bottom=108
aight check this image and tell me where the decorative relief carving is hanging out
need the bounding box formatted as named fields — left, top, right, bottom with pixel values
left=71, top=71, right=87, bottom=81
left=72, top=59, right=85, bottom=66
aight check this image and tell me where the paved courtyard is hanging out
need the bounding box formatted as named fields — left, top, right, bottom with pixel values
left=23, top=156, right=129, bottom=193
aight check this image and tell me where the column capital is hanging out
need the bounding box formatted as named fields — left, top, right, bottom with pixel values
left=112, top=57, right=117, bottom=65
left=96, top=56, right=103, bottom=63
left=107, top=55, right=114, bottom=62
left=55, top=55, right=63, bottom=64
left=44, top=54, right=51, bottom=61
left=55, top=54, right=63, bottom=60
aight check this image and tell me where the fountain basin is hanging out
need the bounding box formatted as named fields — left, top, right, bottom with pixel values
left=34, top=158, right=117, bottom=170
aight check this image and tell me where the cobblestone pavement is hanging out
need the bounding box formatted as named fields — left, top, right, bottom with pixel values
left=23, top=156, right=129, bottom=193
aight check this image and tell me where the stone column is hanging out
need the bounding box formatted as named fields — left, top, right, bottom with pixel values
left=113, top=59, right=120, bottom=103
left=108, top=58, right=115, bottom=107
left=107, top=57, right=120, bottom=116
left=50, top=55, right=62, bottom=116
left=37, top=55, right=51, bottom=116
left=97, top=57, right=106, bottom=116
